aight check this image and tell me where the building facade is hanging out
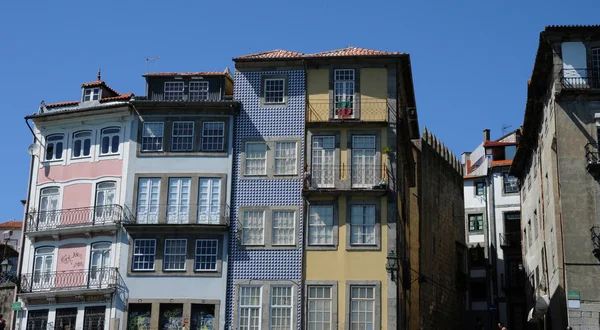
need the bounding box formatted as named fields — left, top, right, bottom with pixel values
left=18, top=73, right=134, bottom=330
left=462, top=129, right=526, bottom=329
left=511, top=25, right=600, bottom=330
left=120, top=70, right=238, bottom=330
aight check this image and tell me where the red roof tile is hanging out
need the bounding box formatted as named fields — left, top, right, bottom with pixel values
left=491, top=160, right=513, bottom=167
left=235, top=49, right=305, bottom=60
left=308, top=46, right=403, bottom=57
left=102, top=93, right=133, bottom=102
left=45, top=100, right=80, bottom=108
left=144, top=72, right=228, bottom=77
left=0, top=221, right=22, bottom=229
left=81, top=79, right=120, bottom=96
left=45, top=93, right=133, bottom=108
left=484, top=141, right=518, bottom=148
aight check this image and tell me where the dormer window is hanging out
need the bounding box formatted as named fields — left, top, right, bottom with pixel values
left=189, top=81, right=209, bottom=100
left=164, top=82, right=184, bottom=100
left=84, top=88, right=100, bottom=102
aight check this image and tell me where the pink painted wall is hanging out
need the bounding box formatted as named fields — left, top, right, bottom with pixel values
left=56, top=243, right=86, bottom=288
left=37, top=159, right=122, bottom=184
left=61, top=184, right=93, bottom=225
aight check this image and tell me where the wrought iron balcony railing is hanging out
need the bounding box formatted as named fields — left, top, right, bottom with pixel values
left=19, top=268, right=118, bottom=293
left=306, top=100, right=391, bottom=123
left=26, top=205, right=128, bottom=233
left=560, top=68, right=600, bottom=90
left=585, top=143, right=600, bottom=178
left=303, top=165, right=388, bottom=191
left=125, top=203, right=230, bottom=226
left=500, top=232, right=521, bottom=248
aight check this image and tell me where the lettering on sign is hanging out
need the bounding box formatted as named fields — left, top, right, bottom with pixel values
left=60, top=251, right=84, bottom=269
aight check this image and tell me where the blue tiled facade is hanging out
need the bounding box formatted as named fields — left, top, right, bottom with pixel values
left=226, top=69, right=305, bottom=329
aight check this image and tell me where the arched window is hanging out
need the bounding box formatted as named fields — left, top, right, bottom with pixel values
left=33, top=247, right=54, bottom=289
left=90, top=242, right=111, bottom=283
left=72, top=131, right=92, bottom=158
left=45, top=134, right=64, bottom=161
left=38, top=187, right=59, bottom=229
left=95, top=182, right=117, bottom=222
left=100, top=127, right=120, bottom=155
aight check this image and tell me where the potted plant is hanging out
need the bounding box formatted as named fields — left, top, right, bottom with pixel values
left=382, top=146, right=393, bottom=155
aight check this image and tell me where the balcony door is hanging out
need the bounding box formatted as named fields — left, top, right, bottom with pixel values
left=311, top=136, right=335, bottom=188
left=351, top=136, right=377, bottom=188
left=33, top=247, right=54, bottom=291
left=334, top=69, right=355, bottom=119
left=38, top=187, right=59, bottom=229
left=89, top=242, right=111, bottom=287
left=198, top=178, right=221, bottom=224
left=95, top=182, right=116, bottom=224
left=137, top=178, right=161, bottom=224
left=167, top=178, right=191, bottom=224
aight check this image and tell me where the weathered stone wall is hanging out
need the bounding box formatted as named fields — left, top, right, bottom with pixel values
left=0, top=284, right=15, bottom=328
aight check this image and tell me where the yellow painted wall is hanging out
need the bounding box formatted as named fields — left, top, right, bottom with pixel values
left=307, top=69, right=329, bottom=121
left=360, top=68, right=388, bottom=122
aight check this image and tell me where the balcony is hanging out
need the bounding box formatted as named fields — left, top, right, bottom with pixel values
left=19, top=268, right=117, bottom=295
left=303, top=165, right=387, bottom=196
left=500, top=232, right=522, bottom=250
left=25, top=205, right=128, bottom=236
left=124, top=203, right=230, bottom=228
left=306, top=100, right=391, bottom=127
left=586, top=143, right=600, bottom=178
left=560, top=69, right=600, bottom=91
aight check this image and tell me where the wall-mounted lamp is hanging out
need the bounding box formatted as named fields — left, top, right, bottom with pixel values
left=386, top=250, right=399, bottom=282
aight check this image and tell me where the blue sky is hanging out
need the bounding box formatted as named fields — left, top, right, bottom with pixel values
left=1, top=0, right=599, bottom=222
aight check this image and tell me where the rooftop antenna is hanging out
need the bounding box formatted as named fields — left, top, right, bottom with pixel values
left=145, top=56, right=161, bottom=74
left=501, top=124, right=512, bottom=136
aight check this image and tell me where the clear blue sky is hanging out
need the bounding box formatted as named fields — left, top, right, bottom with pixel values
left=1, top=0, right=599, bottom=222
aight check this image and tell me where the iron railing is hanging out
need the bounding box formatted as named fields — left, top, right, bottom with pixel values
left=125, top=203, right=230, bottom=226
left=26, top=205, right=128, bottom=233
left=560, top=68, right=600, bottom=90
left=586, top=143, right=600, bottom=164
left=19, top=268, right=118, bottom=293
left=303, top=165, right=388, bottom=190
left=500, top=232, right=521, bottom=248
left=306, top=100, right=391, bottom=122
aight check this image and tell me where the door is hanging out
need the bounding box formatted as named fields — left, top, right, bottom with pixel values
left=198, top=178, right=221, bottom=224
left=136, top=178, right=161, bottom=224
left=311, top=136, right=335, bottom=188
left=95, top=182, right=116, bottom=223
left=167, top=178, right=191, bottom=224
left=83, top=306, right=106, bottom=330
left=39, top=188, right=59, bottom=229
left=334, top=69, right=355, bottom=119
left=351, top=136, right=377, bottom=188
left=89, top=242, right=111, bottom=287
left=54, top=308, right=77, bottom=330
left=32, top=247, right=54, bottom=291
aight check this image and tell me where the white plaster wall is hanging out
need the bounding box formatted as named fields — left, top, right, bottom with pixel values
left=464, top=179, right=486, bottom=209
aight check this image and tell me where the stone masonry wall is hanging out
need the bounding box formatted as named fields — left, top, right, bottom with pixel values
left=0, top=284, right=14, bottom=328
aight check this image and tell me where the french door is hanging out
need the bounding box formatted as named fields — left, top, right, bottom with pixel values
left=198, top=178, right=221, bottom=224
left=167, top=178, right=191, bottom=224
left=89, top=242, right=111, bottom=287
left=95, top=182, right=116, bottom=223
left=39, top=188, right=59, bottom=229
left=311, top=136, right=335, bottom=188
left=33, top=247, right=54, bottom=290
left=351, top=136, right=377, bottom=188
left=136, top=178, right=161, bottom=224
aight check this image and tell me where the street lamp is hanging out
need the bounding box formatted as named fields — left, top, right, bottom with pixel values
left=1, top=259, right=12, bottom=274
left=386, top=250, right=399, bottom=282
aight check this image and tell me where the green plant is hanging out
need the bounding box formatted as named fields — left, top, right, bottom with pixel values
left=382, top=146, right=393, bottom=154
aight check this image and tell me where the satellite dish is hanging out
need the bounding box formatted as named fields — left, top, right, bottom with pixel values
left=27, top=143, right=40, bottom=156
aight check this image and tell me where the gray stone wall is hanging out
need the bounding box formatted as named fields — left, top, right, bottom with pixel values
left=0, top=284, right=15, bottom=329
left=568, top=302, right=600, bottom=330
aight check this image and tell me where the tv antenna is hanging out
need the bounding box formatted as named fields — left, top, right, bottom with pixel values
left=501, top=124, right=512, bottom=136
left=145, top=56, right=161, bottom=73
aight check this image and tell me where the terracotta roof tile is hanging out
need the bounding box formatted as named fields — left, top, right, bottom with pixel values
left=45, top=100, right=80, bottom=108
left=0, top=221, right=22, bottom=229
left=235, top=49, right=305, bottom=60
left=144, top=72, right=228, bottom=77
left=491, top=160, right=513, bottom=167
left=101, top=93, right=133, bottom=102
left=308, top=46, right=403, bottom=57
left=44, top=93, right=133, bottom=108
left=484, top=141, right=518, bottom=148
left=81, top=79, right=120, bottom=96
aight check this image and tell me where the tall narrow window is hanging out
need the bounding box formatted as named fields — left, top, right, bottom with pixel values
left=141, top=122, right=164, bottom=152
left=198, top=178, right=221, bottom=224
left=238, top=287, right=261, bottom=330
left=334, top=69, right=355, bottom=118
left=202, top=122, right=225, bottom=151
left=38, top=187, right=59, bottom=229
left=274, top=142, right=297, bottom=175
left=132, top=239, right=156, bottom=271
left=476, top=182, right=485, bottom=196
left=164, top=239, right=187, bottom=271
left=195, top=239, right=218, bottom=271
left=95, top=182, right=116, bottom=223
left=349, top=286, right=375, bottom=330
left=272, top=210, right=295, bottom=246
left=136, top=178, right=161, bottom=224
left=100, top=127, right=120, bottom=156
left=351, top=136, right=376, bottom=188
left=189, top=81, right=209, bottom=100
left=164, top=82, right=184, bottom=100
left=167, top=178, right=191, bottom=224
left=245, top=142, right=267, bottom=176
left=307, top=286, right=332, bottom=330
left=33, top=247, right=54, bottom=290
left=311, top=136, right=335, bottom=188
left=308, top=205, right=334, bottom=245
left=270, top=286, right=293, bottom=330
left=171, top=121, right=194, bottom=151
left=72, top=131, right=92, bottom=158
left=468, top=214, right=484, bottom=232
left=89, top=242, right=110, bottom=284
left=350, top=205, right=376, bottom=245
left=84, top=88, right=100, bottom=101
left=45, top=134, right=64, bottom=161
left=241, top=210, right=265, bottom=246
left=264, top=79, right=285, bottom=104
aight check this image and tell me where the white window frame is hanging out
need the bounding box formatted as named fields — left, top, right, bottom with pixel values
left=136, top=178, right=161, bottom=224
left=95, top=181, right=117, bottom=223
left=44, top=134, right=65, bottom=161
left=189, top=81, right=209, bottom=101
left=201, top=122, right=226, bottom=152
left=84, top=88, right=100, bottom=102
left=349, top=286, right=375, bottom=330
left=245, top=142, right=268, bottom=176
left=163, top=238, right=187, bottom=271
left=141, top=122, right=165, bottom=152
left=350, top=205, right=376, bottom=245
left=308, top=205, right=334, bottom=246
left=164, top=81, right=184, bottom=100
left=274, top=142, right=297, bottom=175
left=89, top=242, right=111, bottom=283
left=238, top=286, right=262, bottom=330
left=38, top=187, right=60, bottom=230
left=198, top=178, right=222, bottom=225
left=270, top=286, right=293, bottom=330
left=72, top=130, right=92, bottom=159
left=334, top=69, right=355, bottom=118
left=503, top=172, right=519, bottom=194
left=171, top=121, right=195, bottom=151
left=99, top=127, right=120, bottom=156
left=351, top=135, right=377, bottom=188
left=307, top=286, right=333, bottom=330
left=311, top=136, right=335, bottom=188
left=166, top=178, right=191, bottom=224
left=194, top=239, right=218, bottom=271
left=264, top=78, right=285, bottom=104
left=272, top=210, right=296, bottom=246
left=132, top=239, right=156, bottom=271
left=33, top=247, right=55, bottom=290
left=241, top=210, right=265, bottom=246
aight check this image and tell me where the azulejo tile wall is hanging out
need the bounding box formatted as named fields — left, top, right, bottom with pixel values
left=226, top=69, right=305, bottom=329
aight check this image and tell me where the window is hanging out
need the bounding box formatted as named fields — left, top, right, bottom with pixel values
left=201, top=122, right=225, bottom=151
left=84, top=88, right=100, bottom=101
left=534, top=211, right=539, bottom=239
left=238, top=287, right=261, bottom=330
left=164, top=239, right=187, bottom=271
left=469, top=214, right=483, bottom=232
left=171, top=121, right=194, bottom=151
left=274, top=142, right=297, bottom=175
left=349, top=286, right=375, bottom=330
left=527, top=221, right=532, bottom=247
left=45, top=134, right=64, bottom=161
left=100, top=127, right=120, bottom=155
left=308, top=205, right=334, bottom=245
left=72, top=131, right=92, bottom=158
left=132, top=239, right=156, bottom=271
left=272, top=211, right=295, bottom=246
left=307, top=286, right=332, bottom=330
left=164, top=82, right=184, bottom=100
left=523, top=229, right=528, bottom=253
left=141, top=122, right=164, bottom=152
left=270, top=286, right=293, bottom=330
left=189, top=81, right=209, bottom=101
left=351, top=136, right=377, bottom=188
left=476, top=182, right=485, bottom=196
left=350, top=205, right=376, bottom=245
left=95, top=182, right=116, bottom=222
left=503, top=173, right=519, bottom=194
left=241, top=210, right=265, bottom=246
left=264, top=79, right=285, bottom=104
left=39, top=187, right=59, bottom=229
left=311, top=136, right=335, bottom=188
left=245, top=142, right=267, bottom=175
left=33, top=247, right=54, bottom=289
left=198, top=178, right=222, bottom=224
left=334, top=69, right=355, bottom=117
left=136, top=178, right=161, bottom=224
left=89, top=242, right=110, bottom=282
left=167, top=178, right=191, bottom=224
left=195, top=239, right=218, bottom=271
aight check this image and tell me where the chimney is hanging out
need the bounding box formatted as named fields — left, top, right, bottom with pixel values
left=483, top=129, right=491, bottom=142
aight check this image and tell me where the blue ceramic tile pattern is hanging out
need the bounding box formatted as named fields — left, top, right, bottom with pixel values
left=226, top=69, right=305, bottom=329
